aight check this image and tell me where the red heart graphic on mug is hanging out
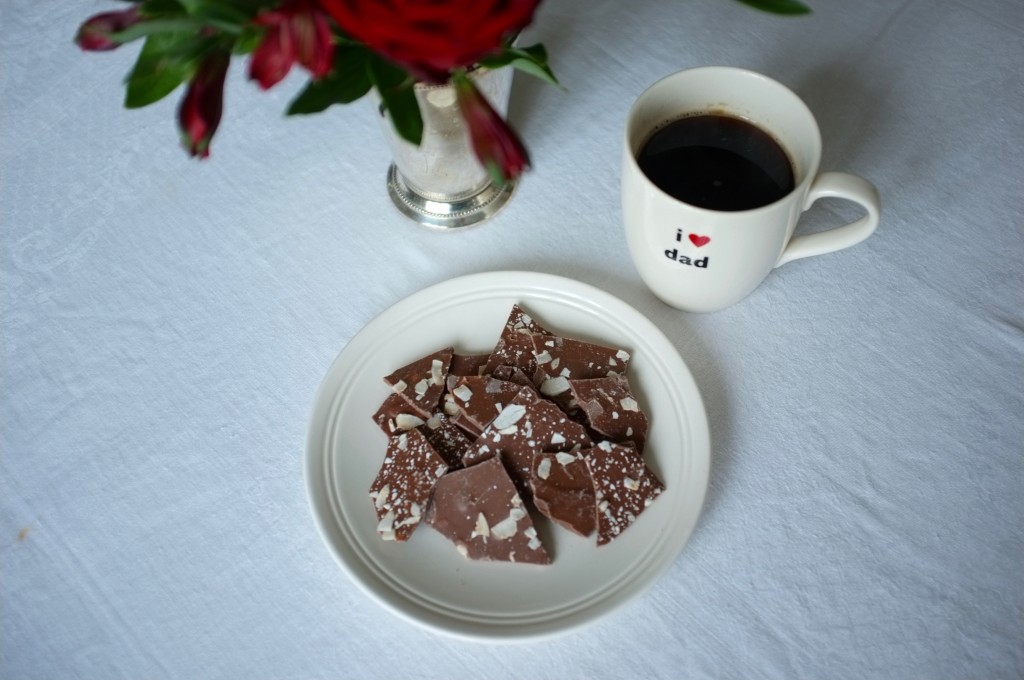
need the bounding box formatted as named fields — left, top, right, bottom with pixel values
left=689, top=234, right=711, bottom=247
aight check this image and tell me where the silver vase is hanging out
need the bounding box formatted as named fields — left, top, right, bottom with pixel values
left=378, top=67, right=517, bottom=230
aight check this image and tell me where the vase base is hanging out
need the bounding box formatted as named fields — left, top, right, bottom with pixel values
left=386, top=164, right=517, bottom=230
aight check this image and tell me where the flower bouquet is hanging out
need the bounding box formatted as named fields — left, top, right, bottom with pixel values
left=77, top=0, right=809, bottom=187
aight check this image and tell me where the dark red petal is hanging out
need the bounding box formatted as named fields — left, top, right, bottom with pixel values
left=75, top=6, right=141, bottom=51
left=248, top=23, right=296, bottom=90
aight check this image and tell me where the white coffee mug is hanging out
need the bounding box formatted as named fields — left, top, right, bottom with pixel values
left=622, top=67, right=880, bottom=312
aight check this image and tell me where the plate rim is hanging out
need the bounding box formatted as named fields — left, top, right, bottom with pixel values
left=305, top=270, right=710, bottom=642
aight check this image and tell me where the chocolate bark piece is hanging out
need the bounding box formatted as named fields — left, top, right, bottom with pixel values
left=531, top=335, right=631, bottom=412
left=372, top=393, right=427, bottom=436
left=462, top=389, right=593, bottom=497
left=450, top=352, right=489, bottom=377
left=489, top=365, right=534, bottom=387
left=584, top=441, right=665, bottom=546
left=443, top=375, right=537, bottom=438
left=419, top=412, right=471, bottom=470
left=530, top=452, right=597, bottom=537
left=483, top=304, right=552, bottom=375
left=569, top=374, right=649, bottom=452
left=383, top=346, right=454, bottom=418
left=425, top=455, right=550, bottom=565
left=369, top=429, right=450, bottom=542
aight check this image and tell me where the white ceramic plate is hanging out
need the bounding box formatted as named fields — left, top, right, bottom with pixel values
left=305, top=271, right=709, bottom=641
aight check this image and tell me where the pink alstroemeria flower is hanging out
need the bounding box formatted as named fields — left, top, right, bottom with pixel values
left=178, top=51, right=230, bottom=158
left=454, top=73, right=530, bottom=185
left=75, top=5, right=142, bottom=51
left=249, top=0, right=334, bottom=90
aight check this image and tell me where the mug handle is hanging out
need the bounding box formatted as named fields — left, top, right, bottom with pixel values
left=776, top=172, right=881, bottom=267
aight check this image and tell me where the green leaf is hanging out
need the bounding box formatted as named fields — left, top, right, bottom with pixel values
left=480, top=44, right=560, bottom=88
left=732, top=0, right=811, bottom=15
left=187, top=4, right=254, bottom=33
left=111, top=17, right=202, bottom=44
left=287, top=46, right=373, bottom=115
left=123, top=31, right=203, bottom=108
left=368, top=57, right=422, bottom=146
left=138, top=0, right=188, bottom=18
left=232, top=24, right=264, bottom=55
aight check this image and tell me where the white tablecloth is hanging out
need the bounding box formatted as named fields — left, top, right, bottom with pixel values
left=2, top=0, right=1022, bottom=677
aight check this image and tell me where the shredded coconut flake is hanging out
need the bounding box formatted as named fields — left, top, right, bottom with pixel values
left=492, top=404, right=527, bottom=430
left=491, top=516, right=519, bottom=539
left=395, top=413, right=425, bottom=430
left=555, top=452, right=577, bottom=466
left=540, top=376, right=570, bottom=396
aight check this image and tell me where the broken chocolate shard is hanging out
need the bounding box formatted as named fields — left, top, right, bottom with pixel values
left=569, top=374, right=648, bottom=452
left=425, top=455, right=550, bottom=565
left=489, top=365, right=534, bottom=387
left=444, top=375, right=537, bottom=439
left=483, top=304, right=552, bottom=376
left=450, top=352, right=490, bottom=377
left=461, top=388, right=592, bottom=497
left=383, top=346, right=454, bottom=418
left=371, top=392, right=426, bottom=437
left=584, top=441, right=664, bottom=546
left=419, top=412, right=471, bottom=470
left=531, top=451, right=597, bottom=537
left=369, top=429, right=450, bottom=542
left=531, top=335, right=631, bottom=413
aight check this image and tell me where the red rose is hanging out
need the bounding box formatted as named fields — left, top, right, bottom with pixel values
left=315, top=0, right=540, bottom=83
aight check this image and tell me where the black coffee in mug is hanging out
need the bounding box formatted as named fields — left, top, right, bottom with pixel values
left=637, top=114, right=795, bottom=211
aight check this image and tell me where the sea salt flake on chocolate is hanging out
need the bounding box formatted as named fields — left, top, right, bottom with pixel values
left=368, top=429, right=450, bottom=542
left=383, top=347, right=454, bottom=417
left=530, top=451, right=597, bottom=537
left=424, top=455, right=550, bottom=565
left=584, top=441, right=664, bottom=546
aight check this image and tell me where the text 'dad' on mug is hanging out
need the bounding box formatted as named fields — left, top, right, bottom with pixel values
left=622, top=66, right=881, bottom=313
